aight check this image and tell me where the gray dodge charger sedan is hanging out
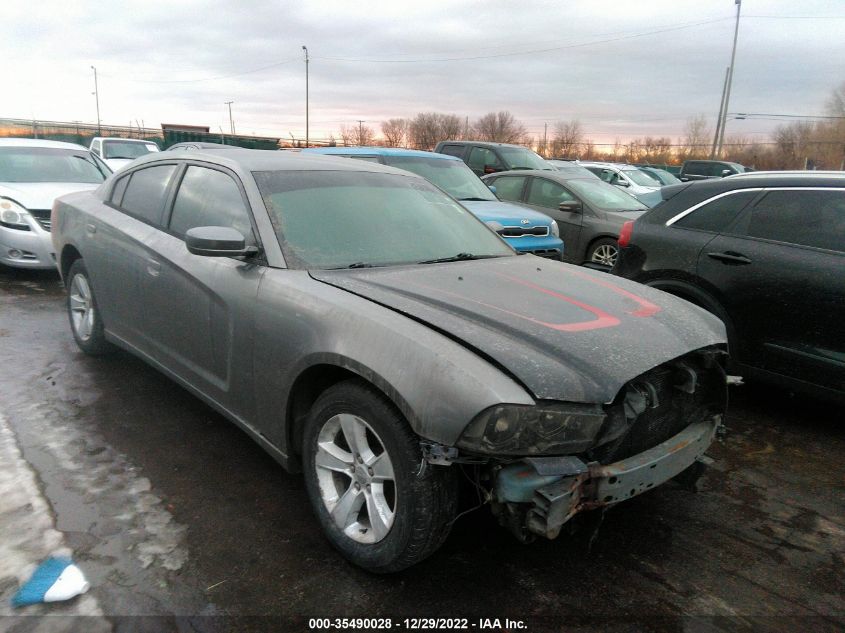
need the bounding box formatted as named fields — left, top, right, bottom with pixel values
left=51, top=149, right=728, bottom=572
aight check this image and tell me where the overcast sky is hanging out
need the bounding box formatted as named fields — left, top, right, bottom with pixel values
left=2, top=0, right=843, bottom=145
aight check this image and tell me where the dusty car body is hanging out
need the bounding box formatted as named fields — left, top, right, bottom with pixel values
left=52, top=149, right=728, bottom=571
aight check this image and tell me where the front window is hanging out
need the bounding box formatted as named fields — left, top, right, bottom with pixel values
left=254, top=170, right=514, bottom=269
left=383, top=156, right=496, bottom=202
left=621, top=169, right=660, bottom=187
left=566, top=179, right=647, bottom=211
left=497, top=147, right=551, bottom=170
left=0, top=147, right=110, bottom=183
left=102, top=140, right=159, bottom=160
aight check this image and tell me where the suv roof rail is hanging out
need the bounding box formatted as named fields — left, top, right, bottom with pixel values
left=725, top=170, right=845, bottom=178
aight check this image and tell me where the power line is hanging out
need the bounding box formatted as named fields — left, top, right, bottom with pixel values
left=100, top=58, right=299, bottom=84
left=314, top=17, right=733, bottom=63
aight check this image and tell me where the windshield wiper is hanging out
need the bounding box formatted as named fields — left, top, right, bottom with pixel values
left=106, top=156, right=136, bottom=160
left=418, top=253, right=500, bottom=265
left=458, top=197, right=492, bottom=202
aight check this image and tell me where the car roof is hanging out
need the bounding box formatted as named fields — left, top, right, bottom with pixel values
left=725, top=170, right=845, bottom=179
left=93, top=137, right=157, bottom=144
left=437, top=140, right=532, bottom=150
left=579, top=161, right=637, bottom=170
left=167, top=141, right=238, bottom=150
left=125, top=148, right=430, bottom=177
left=303, top=146, right=462, bottom=161
left=482, top=169, right=598, bottom=183
left=0, top=137, right=90, bottom=151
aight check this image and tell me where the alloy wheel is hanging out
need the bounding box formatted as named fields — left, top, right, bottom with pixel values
left=69, top=273, right=95, bottom=342
left=591, top=244, right=618, bottom=267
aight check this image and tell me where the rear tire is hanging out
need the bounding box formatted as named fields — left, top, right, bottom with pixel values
left=586, top=238, right=619, bottom=268
left=302, top=379, right=458, bottom=573
left=66, top=259, right=111, bottom=356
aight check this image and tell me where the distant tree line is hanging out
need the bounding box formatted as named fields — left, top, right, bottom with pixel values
left=334, top=81, right=845, bottom=170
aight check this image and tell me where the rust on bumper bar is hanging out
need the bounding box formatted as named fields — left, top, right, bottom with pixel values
left=524, top=417, right=720, bottom=539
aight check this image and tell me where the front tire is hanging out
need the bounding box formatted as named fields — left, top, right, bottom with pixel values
left=302, top=380, right=458, bottom=573
left=66, top=259, right=111, bottom=356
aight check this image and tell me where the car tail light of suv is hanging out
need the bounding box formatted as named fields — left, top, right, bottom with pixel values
left=618, top=220, right=634, bottom=247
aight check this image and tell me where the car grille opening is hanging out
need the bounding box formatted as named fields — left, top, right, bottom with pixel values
left=497, top=226, right=550, bottom=238
left=29, top=209, right=51, bottom=232
left=588, top=350, right=727, bottom=464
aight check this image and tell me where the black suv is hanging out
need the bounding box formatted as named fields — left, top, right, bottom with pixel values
left=612, top=172, right=845, bottom=401
left=434, top=140, right=552, bottom=176
left=679, top=159, right=751, bottom=181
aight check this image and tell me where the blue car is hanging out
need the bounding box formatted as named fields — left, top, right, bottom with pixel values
left=301, top=147, right=563, bottom=258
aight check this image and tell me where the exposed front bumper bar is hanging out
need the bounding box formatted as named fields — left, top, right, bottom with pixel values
left=496, top=417, right=720, bottom=539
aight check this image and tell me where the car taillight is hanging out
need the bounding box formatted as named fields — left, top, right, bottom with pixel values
left=618, top=220, right=634, bottom=248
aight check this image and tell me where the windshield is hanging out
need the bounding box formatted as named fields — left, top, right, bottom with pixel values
left=383, top=156, right=496, bottom=201
left=254, top=170, right=514, bottom=269
left=622, top=168, right=661, bottom=187
left=0, top=147, right=110, bottom=183
left=103, top=140, right=158, bottom=160
left=642, top=168, right=680, bottom=185
left=548, top=161, right=600, bottom=179
left=566, top=178, right=647, bottom=211
left=497, top=146, right=552, bottom=170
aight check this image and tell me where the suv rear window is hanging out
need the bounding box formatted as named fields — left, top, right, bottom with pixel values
left=439, top=145, right=465, bottom=158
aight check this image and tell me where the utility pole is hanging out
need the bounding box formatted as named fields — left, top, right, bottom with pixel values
left=717, top=0, right=742, bottom=156
left=357, top=120, right=366, bottom=146
left=225, top=101, right=235, bottom=136
left=302, top=46, right=310, bottom=147
left=710, top=66, right=730, bottom=159
left=91, top=66, right=101, bottom=135
left=543, top=122, right=548, bottom=157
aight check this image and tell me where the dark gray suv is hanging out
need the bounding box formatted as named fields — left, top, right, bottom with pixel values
left=435, top=140, right=553, bottom=176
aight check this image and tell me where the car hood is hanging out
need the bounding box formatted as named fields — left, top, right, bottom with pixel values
left=311, top=256, right=726, bottom=404
left=460, top=200, right=553, bottom=228
left=0, top=182, right=101, bottom=209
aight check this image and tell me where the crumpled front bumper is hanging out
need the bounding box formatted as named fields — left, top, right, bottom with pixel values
left=494, top=416, right=720, bottom=539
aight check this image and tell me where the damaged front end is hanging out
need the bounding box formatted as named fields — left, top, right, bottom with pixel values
left=451, top=346, right=727, bottom=541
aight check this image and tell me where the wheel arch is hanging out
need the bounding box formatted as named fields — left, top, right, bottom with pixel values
left=644, top=277, right=739, bottom=364
left=284, top=358, right=417, bottom=471
left=59, top=243, right=83, bottom=283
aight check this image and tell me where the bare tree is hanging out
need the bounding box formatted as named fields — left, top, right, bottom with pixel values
left=340, top=122, right=375, bottom=146
left=552, top=119, right=583, bottom=157
left=678, top=114, right=711, bottom=160
left=408, top=113, right=441, bottom=150
left=438, top=114, right=464, bottom=141
left=637, top=136, right=673, bottom=164
left=473, top=111, right=526, bottom=143
left=381, top=118, right=408, bottom=147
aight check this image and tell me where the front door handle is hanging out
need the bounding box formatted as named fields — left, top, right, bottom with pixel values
left=85, top=223, right=96, bottom=235
left=146, top=259, right=161, bottom=277
left=706, top=251, right=751, bottom=265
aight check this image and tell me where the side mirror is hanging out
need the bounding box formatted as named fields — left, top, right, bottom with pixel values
left=185, top=226, right=258, bottom=257
left=720, top=169, right=733, bottom=177
left=483, top=165, right=499, bottom=174
left=559, top=201, right=582, bottom=213
left=487, top=185, right=497, bottom=194
left=615, top=179, right=630, bottom=187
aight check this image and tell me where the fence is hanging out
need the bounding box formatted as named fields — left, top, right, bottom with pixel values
left=0, top=118, right=281, bottom=151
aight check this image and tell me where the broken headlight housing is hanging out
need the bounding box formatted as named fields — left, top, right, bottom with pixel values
left=456, top=402, right=606, bottom=456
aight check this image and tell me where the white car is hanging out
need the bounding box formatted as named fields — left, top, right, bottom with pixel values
left=89, top=137, right=159, bottom=171
left=0, top=138, right=111, bottom=269
left=579, top=161, right=662, bottom=207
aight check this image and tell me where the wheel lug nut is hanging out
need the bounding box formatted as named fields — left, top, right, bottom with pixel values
left=356, top=455, right=363, bottom=463
left=366, top=484, right=371, bottom=491
left=367, top=468, right=373, bottom=476
left=354, top=482, right=360, bottom=490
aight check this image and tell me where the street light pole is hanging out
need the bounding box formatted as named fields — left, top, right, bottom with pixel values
left=710, top=66, right=730, bottom=159
left=717, top=0, right=742, bottom=156
left=91, top=66, right=101, bottom=135
left=302, top=45, right=309, bottom=148
left=225, top=101, right=235, bottom=136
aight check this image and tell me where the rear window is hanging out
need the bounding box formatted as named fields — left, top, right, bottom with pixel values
left=439, top=145, right=465, bottom=158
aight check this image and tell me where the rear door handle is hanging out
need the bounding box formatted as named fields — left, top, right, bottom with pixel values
left=146, top=259, right=161, bottom=277
left=706, top=251, right=751, bottom=265
left=85, top=223, right=96, bottom=235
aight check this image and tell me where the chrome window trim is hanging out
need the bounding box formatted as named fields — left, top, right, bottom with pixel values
left=666, top=186, right=845, bottom=227
left=665, top=188, right=763, bottom=226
